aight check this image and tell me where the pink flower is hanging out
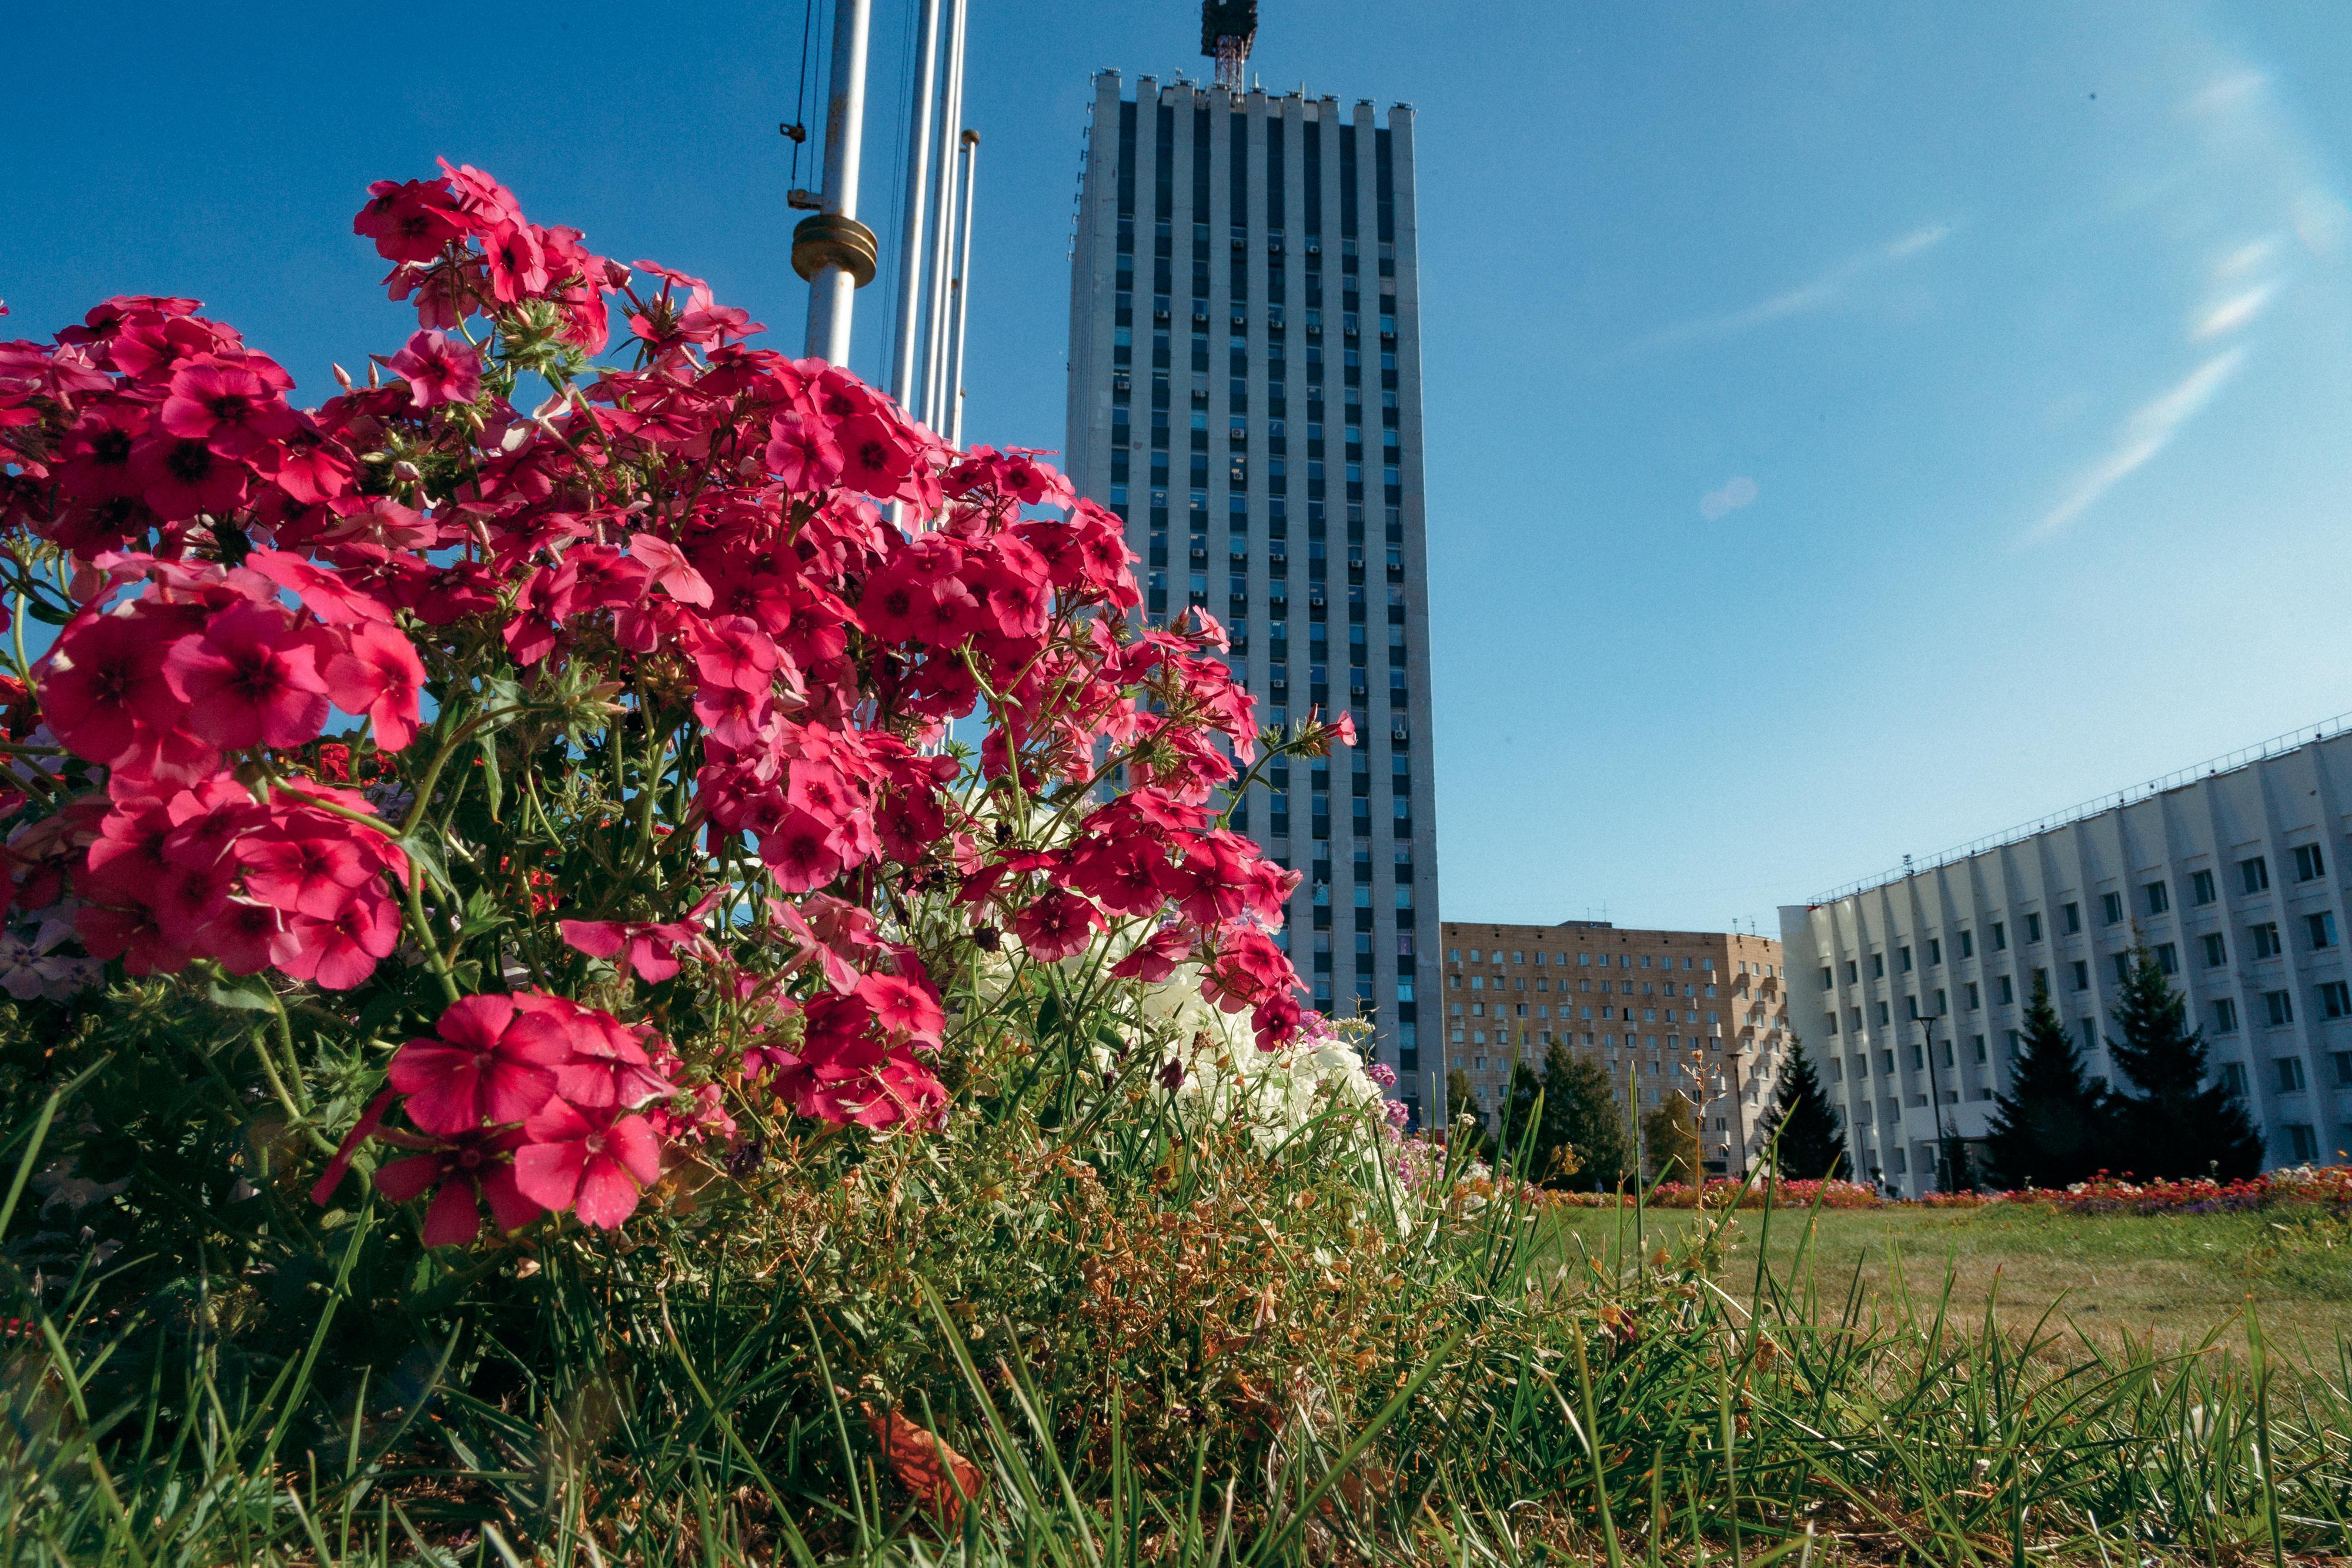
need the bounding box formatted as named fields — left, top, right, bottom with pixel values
left=385, top=329, right=481, bottom=409
left=353, top=178, right=465, bottom=263
left=512, top=1100, right=663, bottom=1229
left=557, top=898, right=719, bottom=984
left=161, top=602, right=330, bottom=750
left=239, top=831, right=372, bottom=920
left=627, top=531, right=713, bottom=607
left=322, top=620, right=427, bottom=750
left=375, top=1129, right=544, bottom=1247
left=1110, top=926, right=1192, bottom=983
left=133, top=433, right=250, bottom=520
left=1013, top=891, right=1102, bottom=964
left=39, top=613, right=179, bottom=765
left=276, top=893, right=400, bottom=990
left=766, top=415, right=843, bottom=490
left=522, top=996, right=675, bottom=1110
left=159, top=356, right=295, bottom=455
left=857, top=970, right=945, bottom=1047
left=389, top=993, right=569, bottom=1135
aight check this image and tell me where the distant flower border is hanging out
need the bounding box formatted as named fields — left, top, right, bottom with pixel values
left=1522, top=1165, right=2352, bottom=1215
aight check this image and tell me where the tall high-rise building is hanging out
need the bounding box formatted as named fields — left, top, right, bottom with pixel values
left=1781, top=717, right=2352, bottom=1193
left=1064, top=66, right=1441, bottom=1120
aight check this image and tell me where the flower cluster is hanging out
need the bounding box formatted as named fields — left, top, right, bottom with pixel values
left=0, top=162, right=1331, bottom=1248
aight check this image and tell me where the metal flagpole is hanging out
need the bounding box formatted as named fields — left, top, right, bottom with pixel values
left=921, top=0, right=967, bottom=429
left=888, top=0, right=942, bottom=409
left=946, top=130, right=979, bottom=449
left=796, top=0, right=877, bottom=365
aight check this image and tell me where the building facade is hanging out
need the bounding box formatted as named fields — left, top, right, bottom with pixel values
left=1780, top=724, right=2352, bottom=1193
left=1066, top=72, right=1442, bottom=1119
left=1439, top=921, right=1792, bottom=1174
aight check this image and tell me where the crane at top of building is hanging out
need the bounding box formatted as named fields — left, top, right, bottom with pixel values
left=1201, top=0, right=1257, bottom=92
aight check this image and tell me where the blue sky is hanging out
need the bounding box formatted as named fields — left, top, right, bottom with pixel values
left=8, top=1, right=2352, bottom=935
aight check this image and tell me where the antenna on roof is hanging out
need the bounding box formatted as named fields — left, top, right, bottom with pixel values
left=1201, top=0, right=1257, bottom=92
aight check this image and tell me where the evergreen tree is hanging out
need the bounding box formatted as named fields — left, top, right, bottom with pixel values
left=1491, top=1058, right=1544, bottom=1172
left=1539, top=1042, right=1634, bottom=1191
left=1756, top=1037, right=1846, bottom=1179
left=1640, top=1091, right=1702, bottom=1185
left=2104, top=944, right=2265, bottom=1180
left=1982, top=976, right=2108, bottom=1189
left=1444, top=1066, right=1484, bottom=1144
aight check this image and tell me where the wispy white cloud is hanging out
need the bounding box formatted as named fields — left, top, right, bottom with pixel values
left=2183, top=69, right=2267, bottom=123
left=2191, top=283, right=2276, bottom=340
left=1699, top=476, right=1760, bottom=521
left=2028, top=349, right=2244, bottom=541
left=1635, top=223, right=1953, bottom=352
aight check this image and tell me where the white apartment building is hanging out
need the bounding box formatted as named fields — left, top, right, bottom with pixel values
left=1064, top=71, right=1442, bottom=1121
left=1780, top=718, right=2352, bottom=1193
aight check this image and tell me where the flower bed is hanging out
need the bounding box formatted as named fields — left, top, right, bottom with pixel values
left=1523, top=1166, right=2352, bottom=1215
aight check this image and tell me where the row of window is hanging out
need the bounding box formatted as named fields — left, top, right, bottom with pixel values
left=1825, top=849, right=2336, bottom=988
left=1451, top=973, right=1720, bottom=997
left=1444, top=948, right=1727, bottom=971
left=1452, top=1001, right=1722, bottom=1025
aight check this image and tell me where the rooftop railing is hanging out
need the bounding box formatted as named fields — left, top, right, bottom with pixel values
left=1808, top=708, right=2352, bottom=907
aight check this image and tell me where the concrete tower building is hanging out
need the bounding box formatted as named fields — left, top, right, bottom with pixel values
left=1064, top=58, right=1442, bottom=1120
left=1781, top=718, right=2352, bottom=1194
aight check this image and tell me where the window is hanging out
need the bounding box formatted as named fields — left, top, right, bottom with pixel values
left=2334, top=1050, right=2352, bottom=1086
left=2286, top=1124, right=2320, bottom=1162
left=1927, top=938, right=1942, bottom=966
left=1870, top=953, right=1885, bottom=979
left=2145, top=880, right=2170, bottom=915
left=2251, top=922, right=2283, bottom=959
left=2309, top=911, right=2337, bottom=950
left=1966, top=982, right=1980, bottom=1010
left=1990, top=921, right=2007, bottom=951
left=2191, top=869, right=2217, bottom=905
left=2241, top=856, right=2270, bottom=894
left=1958, top=930, right=1974, bottom=959
left=2155, top=943, right=2178, bottom=975
left=2320, top=981, right=2352, bottom=1020
left=2026, top=912, right=2044, bottom=944
left=2203, top=932, right=2228, bottom=967
left=2222, top=1061, right=2248, bottom=1094
left=2062, top=904, right=2082, bottom=935
left=2214, top=997, right=2239, bottom=1034
left=1875, top=1001, right=1889, bottom=1027
left=2071, top=960, right=2090, bottom=991
left=2113, top=953, right=2133, bottom=985
left=1899, top=945, right=1912, bottom=973
left=1996, top=975, right=2014, bottom=1005
left=2276, top=1056, right=2306, bottom=1094
left=2264, top=989, right=2294, bottom=1027
left=2100, top=892, right=2124, bottom=926
left=1820, top=967, right=1835, bottom=991
left=1843, top=959, right=1859, bottom=984
left=2294, top=844, right=2326, bottom=882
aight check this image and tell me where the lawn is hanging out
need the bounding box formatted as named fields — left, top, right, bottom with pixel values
left=1544, top=1197, right=2352, bottom=1359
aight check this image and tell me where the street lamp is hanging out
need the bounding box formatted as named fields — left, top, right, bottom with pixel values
left=1916, top=1007, right=1969, bottom=1192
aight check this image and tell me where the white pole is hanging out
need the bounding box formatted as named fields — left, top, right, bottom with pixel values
left=922, top=0, right=967, bottom=429
left=889, top=0, right=942, bottom=410
left=946, top=129, right=979, bottom=449
left=803, top=0, right=874, bottom=365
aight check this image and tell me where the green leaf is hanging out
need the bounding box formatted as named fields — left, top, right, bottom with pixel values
left=206, top=974, right=280, bottom=1013
left=477, top=731, right=503, bottom=823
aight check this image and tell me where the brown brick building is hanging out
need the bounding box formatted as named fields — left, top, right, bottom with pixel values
left=1439, top=920, right=1796, bottom=1175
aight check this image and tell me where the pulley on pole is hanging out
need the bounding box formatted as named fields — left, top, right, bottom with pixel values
left=796, top=0, right=878, bottom=366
